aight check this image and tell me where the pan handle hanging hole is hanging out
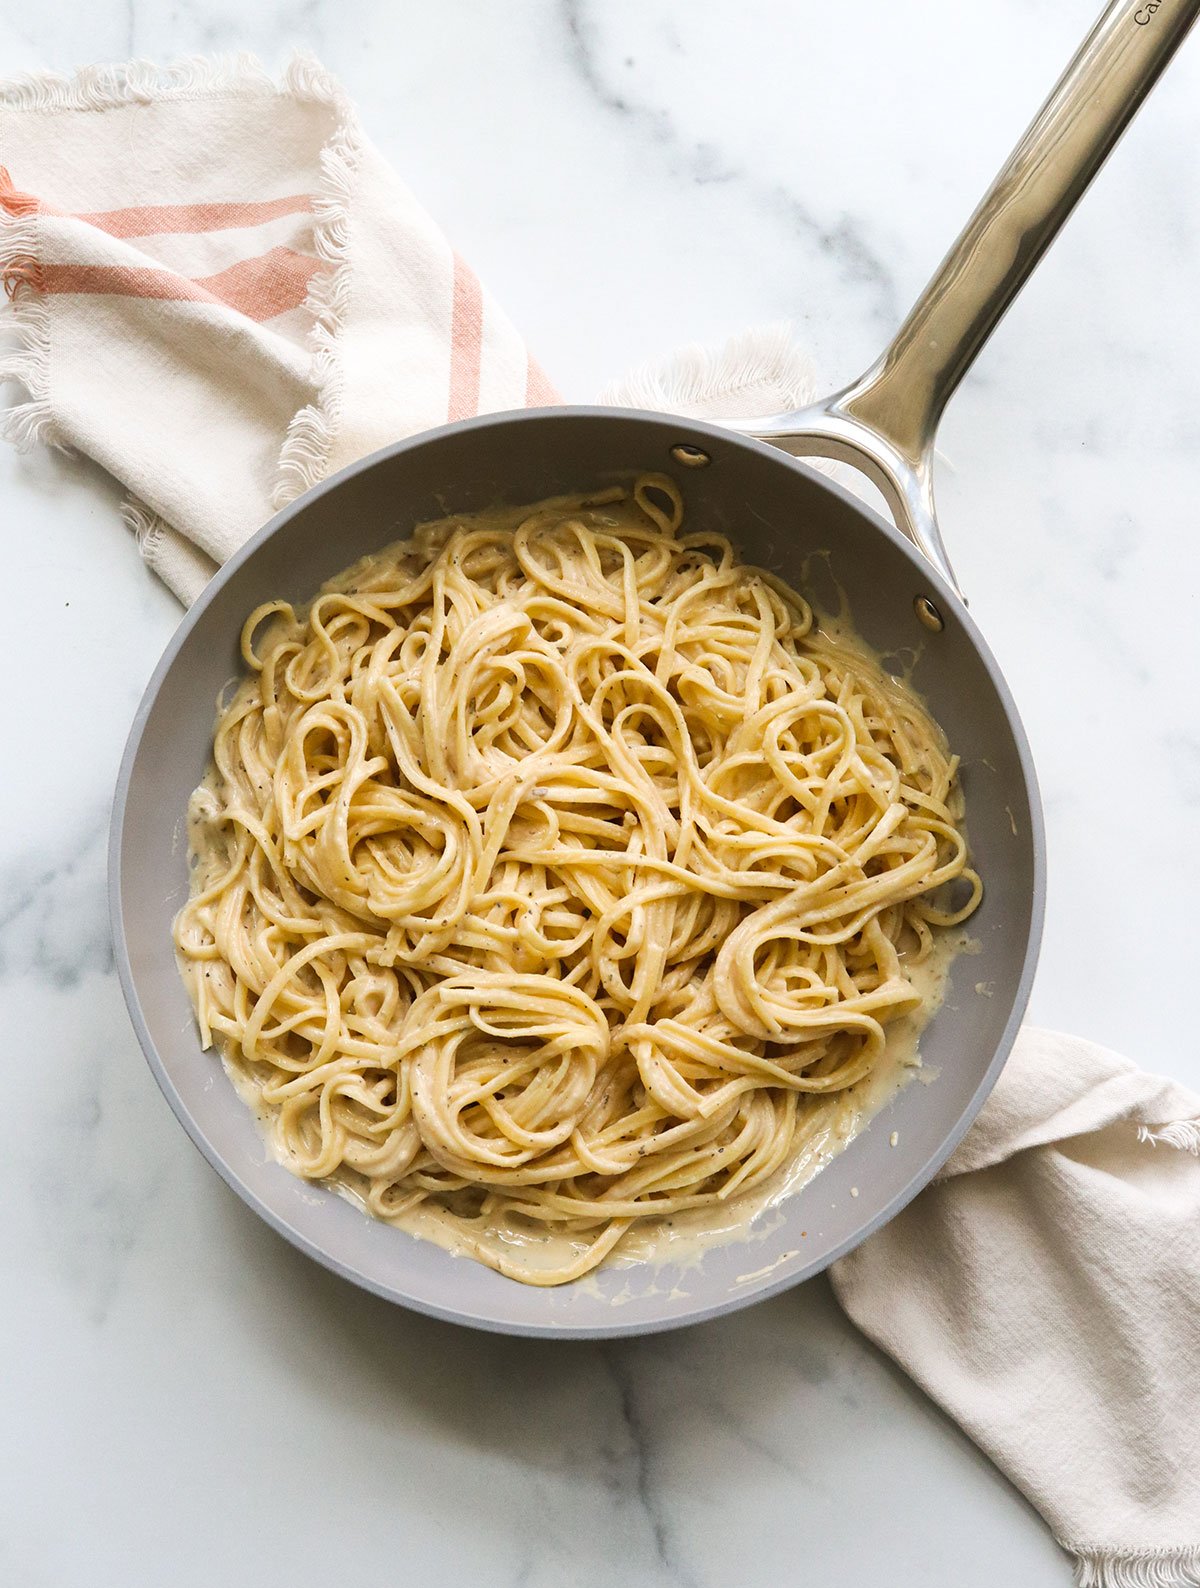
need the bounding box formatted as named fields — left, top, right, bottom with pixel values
left=914, top=595, right=945, bottom=633
left=669, top=443, right=711, bottom=468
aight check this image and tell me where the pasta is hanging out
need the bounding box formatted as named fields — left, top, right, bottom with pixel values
left=176, top=474, right=980, bottom=1285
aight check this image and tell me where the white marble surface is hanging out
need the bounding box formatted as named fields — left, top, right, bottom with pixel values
left=2, top=3, right=1199, bottom=1584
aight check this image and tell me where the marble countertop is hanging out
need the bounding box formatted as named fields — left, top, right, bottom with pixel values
left=3, top=2, right=1198, bottom=1584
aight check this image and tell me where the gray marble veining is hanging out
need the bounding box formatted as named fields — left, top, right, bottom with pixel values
left=0, top=813, right=112, bottom=987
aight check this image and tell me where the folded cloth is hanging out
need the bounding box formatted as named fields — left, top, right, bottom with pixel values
left=4, top=54, right=1199, bottom=1588
left=0, top=55, right=557, bottom=603
left=828, top=1029, right=1200, bottom=1588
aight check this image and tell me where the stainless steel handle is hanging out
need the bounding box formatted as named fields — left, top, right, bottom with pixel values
left=728, top=0, right=1200, bottom=597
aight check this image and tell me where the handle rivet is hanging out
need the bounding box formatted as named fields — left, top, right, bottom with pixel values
left=914, top=595, right=945, bottom=632
left=669, top=444, right=711, bottom=468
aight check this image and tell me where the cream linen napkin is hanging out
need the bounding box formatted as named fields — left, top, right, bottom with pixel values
left=4, top=55, right=1199, bottom=1588
left=828, top=1029, right=1200, bottom=1588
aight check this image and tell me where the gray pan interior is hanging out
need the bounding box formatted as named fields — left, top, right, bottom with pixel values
left=110, top=408, right=1044, bottom=1338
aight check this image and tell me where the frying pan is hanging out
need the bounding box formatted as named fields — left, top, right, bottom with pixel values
left=111, top=0, right=1198, bottom=1337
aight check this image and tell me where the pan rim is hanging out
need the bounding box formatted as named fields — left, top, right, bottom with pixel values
left=108, top=405, right=1046, bottom=1339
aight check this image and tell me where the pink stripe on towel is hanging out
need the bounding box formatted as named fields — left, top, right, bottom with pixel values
left=448, top=252, right=484, bottom=421
left=36, top=247, right=320, bottom=322
left=72, top=194, right=314, bottom=239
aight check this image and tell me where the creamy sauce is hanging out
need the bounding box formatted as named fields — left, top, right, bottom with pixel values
left=203, top=925, right=963, bottom=1285
left=183, top=596, right=977, bottom=1287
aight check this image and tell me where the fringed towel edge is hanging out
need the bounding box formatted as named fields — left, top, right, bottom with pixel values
left=0, top=206, right=60, bottom=450
left=0, top=54, right=277, bottom=113
left=1137, top=1119, right=1200, bottom=1155
left=272, top=54, right=360, bottom=508
left=598, top=321, right=819, bottom=416
left=1073, top=1545, right=1200, bottom=1588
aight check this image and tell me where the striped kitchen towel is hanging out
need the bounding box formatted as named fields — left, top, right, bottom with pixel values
left=0, top=56, right=557, bottom=603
